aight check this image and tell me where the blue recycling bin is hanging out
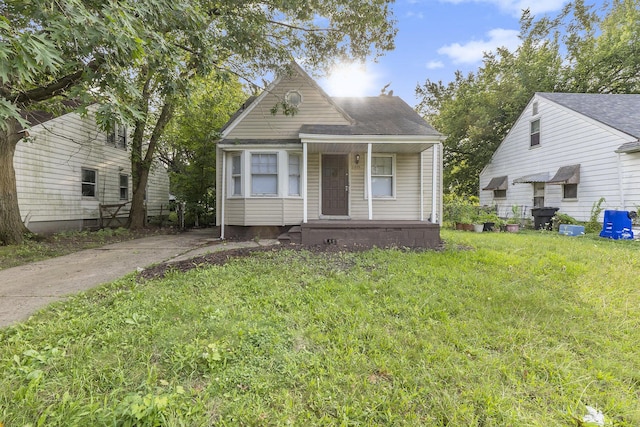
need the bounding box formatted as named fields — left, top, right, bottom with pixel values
left=599, top=210, right=634, bottom=240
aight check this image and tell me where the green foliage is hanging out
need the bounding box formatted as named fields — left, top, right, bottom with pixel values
left=417, top=0, right=640, bottom=196
left=586, top=197, right=606, bottom=233
left=1, top=232, right=639, bottom=425
left=2, top=0, right=398, bottom=241
left=160, top=74, right=245, bottom=227
left=443, top=193, right=479, bottom=226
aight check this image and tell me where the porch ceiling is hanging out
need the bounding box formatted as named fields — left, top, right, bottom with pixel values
left=305, top=141, right=437, bottom=154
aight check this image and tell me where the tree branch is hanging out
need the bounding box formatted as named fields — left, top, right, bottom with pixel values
left=14, top=57, right=102, bottom=105
left=266, top=20, right=338, bottom=33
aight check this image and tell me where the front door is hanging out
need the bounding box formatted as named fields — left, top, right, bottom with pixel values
left=322, top=154, right=348, bottom=216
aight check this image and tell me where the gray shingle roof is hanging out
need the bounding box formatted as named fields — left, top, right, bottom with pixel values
left=537, top=93, right=640, bottom=139
left=300, top=96, right=441, bottom=137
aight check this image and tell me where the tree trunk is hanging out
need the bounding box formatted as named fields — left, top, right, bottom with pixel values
left=0, top=118, right=30, bottom=245
left=127, top=86, right=175, bottom=230
left=128, top=166, right=150, bottom=230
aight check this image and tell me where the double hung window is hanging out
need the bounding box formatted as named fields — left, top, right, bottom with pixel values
left=370, top=155, right=394, bottom=198
left=82, top=168, right=97, bottom=197
left=288, top=154, right=301, bottom=196
left=251, top=153, right=278, bottom=196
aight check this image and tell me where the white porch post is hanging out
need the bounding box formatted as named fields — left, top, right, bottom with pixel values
left=420, top=150, right=424, bottom=221
left=303, top=142, right=308, bottom=223
left=367, top=142, right=373, bottom=220
left=431, top=143, right=438, bottom=224
left=220, top=150, right=226, bottom=239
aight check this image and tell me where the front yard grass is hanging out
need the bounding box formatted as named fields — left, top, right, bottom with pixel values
left=1, top=230, right=639, bottom=426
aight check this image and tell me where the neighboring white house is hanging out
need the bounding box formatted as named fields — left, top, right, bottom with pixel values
left=15, top=106, right=170, bottom=233
left=479, top=93, right=640, bottom=222
left=216, top=63, right=445, bottom=248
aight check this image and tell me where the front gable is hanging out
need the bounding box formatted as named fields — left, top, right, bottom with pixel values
left=223, top=64, right=352, bottom=140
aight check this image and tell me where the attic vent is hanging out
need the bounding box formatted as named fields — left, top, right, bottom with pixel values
left=286, top=90, right=303, bottom=107
left=532, top=101, right=539, bottom=115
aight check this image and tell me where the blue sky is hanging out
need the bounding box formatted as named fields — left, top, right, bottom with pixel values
left=317, top=0, right=600, bottom=106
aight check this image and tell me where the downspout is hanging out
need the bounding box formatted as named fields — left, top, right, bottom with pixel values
left=439, top=143, right=443, bottom=224
left=367, top=143, right=373, bottom=220
left=303, top=142, right=308, bottom=223
left=431, top=144, right=438, bottom=223
left=220, top=150, right=226, bottom=240
left=617, top=152, right=626, bottom=209
left=420, top=150, right=424, bottom=221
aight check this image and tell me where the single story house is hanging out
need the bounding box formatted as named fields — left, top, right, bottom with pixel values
left=15, top=106, right=170, bottom=233
left=216, top=63, right=445, bottom=248
left=479, top=92, right=640, bottom=222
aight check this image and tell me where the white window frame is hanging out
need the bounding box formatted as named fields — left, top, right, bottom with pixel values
left=230, top=153, right=243, bottom=197
left=365, top=154, right=396, bottom=199
left=107, top=124, right=127, bottom=150
left=81, top=168, right=97, bottom=198
left=119, top=174, right=129, bottom=200
left=530, top=119, right=540, bottom=147
left=288, top=152, right=301, bottom=197
left=227, top=150, right=305, bottom=199
left=285, top=90, right=303, bottom=107
left=251, top=152, right=279, bottom=197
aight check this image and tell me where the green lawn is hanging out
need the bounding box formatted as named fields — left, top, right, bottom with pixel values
left=1, top=230, right=639, bottom=426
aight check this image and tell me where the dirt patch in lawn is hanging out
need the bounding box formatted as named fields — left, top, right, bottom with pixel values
left=137, top=241, right=443, bottom=281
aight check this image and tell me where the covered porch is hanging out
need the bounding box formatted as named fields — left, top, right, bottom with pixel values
left=217, top=135, right=443, bottom=248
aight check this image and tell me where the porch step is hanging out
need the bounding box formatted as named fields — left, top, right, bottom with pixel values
left=277, top=225, right=302, bottom=245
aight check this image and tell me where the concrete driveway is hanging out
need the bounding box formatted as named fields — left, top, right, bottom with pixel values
left=0, top=229, right=277, bottom=327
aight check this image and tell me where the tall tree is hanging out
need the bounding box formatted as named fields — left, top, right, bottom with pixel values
left=1, top=0, right=397, bottom=242
left=159, top=74, right=246, bottom=226
left=0, top=0, right=178, bottom=244
left=417, top=0, right=640, bottom=196
left=118, top=0, right=398, bottom=229
left=416, top=12, right=563, bottom=195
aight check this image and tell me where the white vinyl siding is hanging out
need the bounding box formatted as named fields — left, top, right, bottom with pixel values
left=480, top=95, right=640, bottom=221
left=224, top=71, right=351, bottom=140
left=14, top=106, right=169, bottom=232
left=351, top=153, right=423, bottom=220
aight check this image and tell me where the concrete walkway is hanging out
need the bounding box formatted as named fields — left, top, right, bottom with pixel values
left=0, top=229, right=278, bottom=327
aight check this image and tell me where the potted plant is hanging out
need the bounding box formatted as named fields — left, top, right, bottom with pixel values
left=506, top=205, right=521, bottom=232
left=480, top=211, right=500, bottom=232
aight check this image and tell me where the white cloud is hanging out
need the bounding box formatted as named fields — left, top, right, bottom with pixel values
left=437, top=28, right=520, bottom=64
left=426, top=60, right=445, bottom=69
left=406, top=10, right=425, bottom=19
left=440, top=0, right=568, bottom=16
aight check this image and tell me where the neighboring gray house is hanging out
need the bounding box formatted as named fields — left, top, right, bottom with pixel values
left=216, top=63, right=445, bottom=247
left=480, top=93, right=640, bottom=222
left=15, top=106, right=170, bottom=233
